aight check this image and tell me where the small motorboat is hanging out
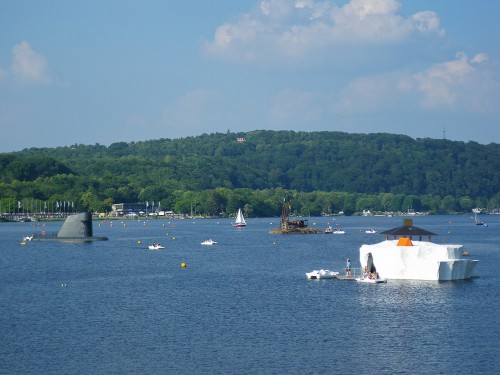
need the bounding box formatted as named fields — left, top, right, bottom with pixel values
left=201, top=239, right=217, bottom=246
left=23, top=235, right=34, bottom=241
left=306, top=269, right=339, bottom=280
left=324, top=224, right=333, bottom=234
left=148, top=243, right=165, bottom=250
left=356, top=273, right=387, bottom=283
left=333, top=229, right=345, bottom=234
left=365, top=229, right=376, bottom=234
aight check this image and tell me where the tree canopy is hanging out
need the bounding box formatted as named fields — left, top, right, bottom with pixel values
left=1, top=130, right=499, bottom=216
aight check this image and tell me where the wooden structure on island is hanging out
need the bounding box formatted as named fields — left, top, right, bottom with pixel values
left=269, top=201, right=322, bottom=234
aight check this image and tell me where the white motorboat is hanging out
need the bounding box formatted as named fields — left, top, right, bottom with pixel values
left=359, top=219, right=478, bottom=281
left=365, top=229, right=376, bottom=234
left=148, top=243, right=165, bottom=250
left=306, top=269, right=339, bottom=280
left=23, top=235, right=34, bottom=241
left=333, top=229, right=345, bottom=234
left=324, top=224, right=333, bottom=234
left=356, top=273, right=387, bottom=283
left=201, top=239, right=217, bottom=246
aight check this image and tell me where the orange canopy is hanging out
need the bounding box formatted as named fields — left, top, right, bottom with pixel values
left=397, top=237, right=413, bottom=246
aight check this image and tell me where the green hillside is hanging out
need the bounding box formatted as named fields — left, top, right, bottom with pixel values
left=1, top=130, right=499, bottom=216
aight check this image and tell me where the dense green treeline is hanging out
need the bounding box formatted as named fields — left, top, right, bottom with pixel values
left=0, top=187, right=493, bottom=217
left=0, top=130, right=499, bottom=216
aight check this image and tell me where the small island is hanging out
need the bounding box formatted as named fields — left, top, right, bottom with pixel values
left=270, top=202, right=322, bottom=234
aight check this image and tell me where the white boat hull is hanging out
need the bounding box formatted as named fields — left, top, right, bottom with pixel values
left=306, top=269, right=339, bottom=280
left=148, top=245, right=165, bottom=250
left=356, top=275, right=387, bottom=283
left=201, top=240, right=217, bottom=246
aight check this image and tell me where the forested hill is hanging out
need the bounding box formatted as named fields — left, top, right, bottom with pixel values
left=1, top=130, right=499, bottom=210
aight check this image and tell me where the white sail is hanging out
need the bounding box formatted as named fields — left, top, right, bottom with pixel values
left=233, top=208, right=246, bottom=227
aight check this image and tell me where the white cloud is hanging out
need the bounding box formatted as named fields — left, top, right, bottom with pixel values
left=340, top=0, right=400, bottom=20
left=11, top=41, right=51, bottom=85
left=470, top=53, right=488, bottom=64
left=336, top=52, right=499, bottom=114
left=411, top=11, right=443, bottom=34
left=203, top=0, right=443, bottom=63
left=413, top=52, right=495, bottom=111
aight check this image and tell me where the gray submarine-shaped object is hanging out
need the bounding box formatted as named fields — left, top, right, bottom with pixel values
left=33, top=212, right=108, bottom=242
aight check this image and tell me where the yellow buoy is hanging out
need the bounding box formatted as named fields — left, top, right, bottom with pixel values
left=181, top=262, right=187, bottom=268
left=172, top=237, right=176, bottom=240
left=137, top=240, right=142, bottom=245
left=21, top=242, right=26, bottom=246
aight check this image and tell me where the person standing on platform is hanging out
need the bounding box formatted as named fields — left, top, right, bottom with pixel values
left=346, top=258, right=352, bottom=276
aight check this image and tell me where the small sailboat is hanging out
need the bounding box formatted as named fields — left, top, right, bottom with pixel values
left=233, top=208, right=247, bottom=227
left=473, top=208, right=487, bottom=226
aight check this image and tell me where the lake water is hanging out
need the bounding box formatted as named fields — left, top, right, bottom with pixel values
left=1, top=215, right=499, bottom=374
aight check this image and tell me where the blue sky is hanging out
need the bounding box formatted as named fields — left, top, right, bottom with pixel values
left=1, top=0, right=499, bottom=152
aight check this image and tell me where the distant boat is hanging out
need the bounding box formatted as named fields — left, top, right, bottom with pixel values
left=324, top=224, right=333, bottom=234
left=365, top=229, right=376, bottom=234
left=356, top=273, right=387, bottom=283
left=148, top=243, right=165, bottom=250
left=333, top=228, right=345, bottom=234
left=306, top=269, right=339, bottom=280
left=473, top=209, right=487, bottom=226
left=233, top=208, right=246, bottom=227
left=201, top=239, right=217, bottom=246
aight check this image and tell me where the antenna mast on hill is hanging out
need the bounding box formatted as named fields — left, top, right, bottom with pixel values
left=443, top=126, right=446, bottom=140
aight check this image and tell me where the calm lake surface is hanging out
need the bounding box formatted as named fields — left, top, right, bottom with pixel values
left=1, top=215, right=499, bottom=374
